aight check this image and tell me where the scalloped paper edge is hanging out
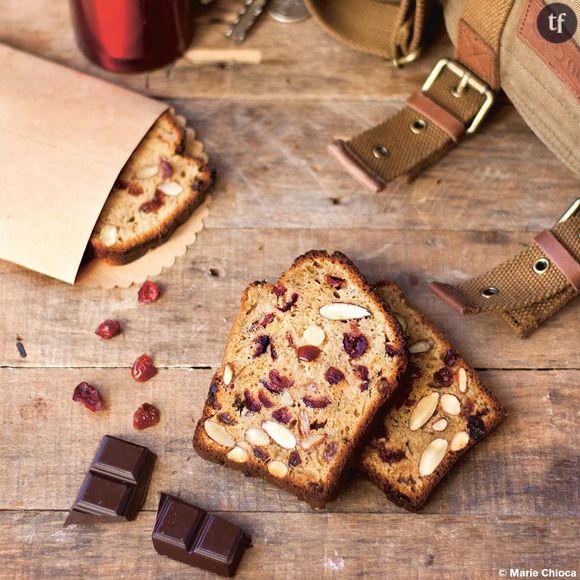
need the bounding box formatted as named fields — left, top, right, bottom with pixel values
left=76, top=111, right=211, bottom=289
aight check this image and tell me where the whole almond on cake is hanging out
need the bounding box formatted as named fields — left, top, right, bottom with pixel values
left=90, top=111, right=213, bottom=265
left=193, top=251, right=407, bottom=508
left=360, top=282, right=506, bottom=511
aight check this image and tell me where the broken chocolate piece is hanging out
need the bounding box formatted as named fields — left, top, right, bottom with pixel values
left=64, top=435, right=156, bottom=526
left=152, top=493, right=251, bottom=577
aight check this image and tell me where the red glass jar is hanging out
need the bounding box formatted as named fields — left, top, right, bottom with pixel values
left=69, top=0, right=193, bottom=74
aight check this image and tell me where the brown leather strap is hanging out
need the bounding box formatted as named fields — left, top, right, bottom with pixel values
left=430, top=205, right=580, bottom=338
left=316, top=0, right=516, bottom=190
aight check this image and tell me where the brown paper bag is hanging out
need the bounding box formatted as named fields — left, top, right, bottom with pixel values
left=0, top=44, right=210, bottom=287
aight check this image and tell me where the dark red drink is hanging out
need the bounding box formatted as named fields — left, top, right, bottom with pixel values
left=69, top=0, right=193, bottom=73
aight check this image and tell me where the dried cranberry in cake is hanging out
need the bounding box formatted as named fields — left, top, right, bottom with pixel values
left=277, top=292, right=299, bottom=312
left=72, top=382, right=103, bottom=412
left=385, top=343, right=404, bottom=357
left=343, top=332, right=367, bottom=359
left=289, top=451, right=302, bottom=467
left=303, top=395, right=331, bottom=409
left=325, top=274, right=346, bottom=289
left=377, top=446, right=405, bottom=464
left=253, top=335, right=270, bottom=358
left=297, top=345, right=321, bottom=362
left=272, top=406, right=292, bottom=424
left=253, top=447, right=269, bottom=461
left=218, top=412, right=236, bottom=425
left=467, top=414, right=486, bottom=440
left=160, top=158, right=173, bottom=179
left=244, top=389, right=262, bottom=412
left=270, top=340, right=279, bottom=361
left=323, top=442, right=337, bottom=462
left=258, top=389, right=276, bottom=408
left=131, top=353, right=158, bottom=382
left=353, top=365, right=370, bottom=391
left=251, top=312, right=275, bottom=331
left=444, top=349, right=458, bottom=367
left=272, top=284, right=286, bottom=297
left=139, top=189, right=165, bottom=213
left=128, top=182, right=144, bottom=196
left=431, top=366, right=453, bottom=389
left=325, top=367, right=345, bottom=385
left=138, top=281, right=161, bottom=304
left=262, top=370, right=294, bottom=393
left=207, top=383, right=221, bottom=410
left=133, top=402, right=160, bottom=430
left=95, top=319, right=121, bottom=339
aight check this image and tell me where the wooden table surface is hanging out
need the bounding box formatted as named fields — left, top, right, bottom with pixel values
left=1, top=1, right=579, bottom=578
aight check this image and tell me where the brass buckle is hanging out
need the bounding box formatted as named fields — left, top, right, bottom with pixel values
left=390, top=47, right=422, bottom=69
left=422, top=59, right=495, bottom=134
left=558, top=198, right=580, bottom=224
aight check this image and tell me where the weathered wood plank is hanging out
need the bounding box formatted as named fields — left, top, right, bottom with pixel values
left=1, top=229, right=578, bottom=369
left=0, top=511, right=577, bottom=579
left=0, top=368, right=576, bottom=516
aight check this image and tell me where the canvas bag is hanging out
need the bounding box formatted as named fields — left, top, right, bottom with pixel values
left=305, top=0, right=580, bottom=191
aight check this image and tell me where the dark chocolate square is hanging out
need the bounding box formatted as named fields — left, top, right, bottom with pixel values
left=153, top=495, right=204, bottom=550
left=192, top=514, right=244, bottom=565
left=90, top=435, right=149, bottom=484
left=74, top=473, right=134, bottom=518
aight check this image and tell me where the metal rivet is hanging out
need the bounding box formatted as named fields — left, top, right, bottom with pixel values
left=373, top=145, right=389, bottom=159
left=481, top=287, right=499, bottom=298
left=533, top=258, right=550, bottom=274
left=410, top=119, right=427, bottom=133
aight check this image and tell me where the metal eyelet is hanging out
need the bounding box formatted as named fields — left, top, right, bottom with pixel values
left=373, top=145, right=389, bottom=159
left=533, top=258, right=550, bottom=274
left=481, top=287, right=499, bottom=298
left=410, top=119, right=427, bottom=133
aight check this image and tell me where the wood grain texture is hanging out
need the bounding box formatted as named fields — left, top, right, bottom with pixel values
left=0, top=0, right=578, bottom=576
left=1, top=228, right=578, bottom=369
left=1, top=511, right=578, bottom=579
left=0, top=368, right=577, bottom=517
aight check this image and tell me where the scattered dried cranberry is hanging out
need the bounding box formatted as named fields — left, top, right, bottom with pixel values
left=131, top=353, right=158, bottom=382
left=95, top=319, right=121, bottom=340
left=138, top=281, right=160, bottom=304
left=218, top=412, right=235, bottom=425
left=325, top=275, right=346, bottom=289
left=253, top=335, right=270, bottom=358
left=325, top=367, right=345, bottom=385
left=133, top=402, right=160, bottom=430
left=207, top=383, right=221, bottom=410
left=244, top=389, right=262, bottom=412
left=272, top=406, right=292, bottom=424
left=343, top=332, right=367, bottom=359
left=378, top=446, right=405, bottom=464
left=431, top=366, right=453, bottom=389
left=128, top=182, right=144, bottom=196
left=288, top=451, right=302, bottom=467
left=310, top=419, right=327, bottom=430
left=233, top=394, right=244, bottom=414
left=139, top=189, right=165, bottom=213
left=277, top=292, right=299, bottom=312
left=303, top=395, right=331, bottom=409
left=353, top=365, right=370, bottom=391
left=461, top=397, right=475, bottom=418
left=323, top=442, right=337, bottom=462
left=297, top=345, right=321, bottom=362
left=253, top=447, right=269, bottom=461
left=262, top=370, right=294, bottom=393
left=258, top=389, right=276, bottom=408
left=72, top=382, right=103, bottom=412
left=467, top=414, right=486, bottom=440
left=444, top=349, right=458, bottom=367
left=385, top=343, right=404, bottom=357
left=160, top=158, right=173, bottom=179
left=272, top=284, right=286, bottom=297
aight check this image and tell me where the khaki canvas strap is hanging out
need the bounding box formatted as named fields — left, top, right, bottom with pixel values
left=309, top=0, right=515, bottom=190
left=430, top=200, right=580, bottom=338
